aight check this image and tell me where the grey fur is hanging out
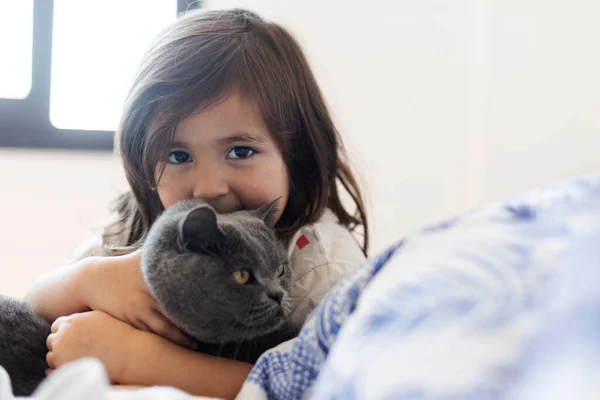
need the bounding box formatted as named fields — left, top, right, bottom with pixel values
left=0, top=199, right=298, bottom=395
left=0, top=294, right=50, bottom=396
left=142, top=199, right=298, bottom=360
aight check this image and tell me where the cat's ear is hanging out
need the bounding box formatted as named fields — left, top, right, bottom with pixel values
left=254, top=197, right=281, bottom=227
left=180, top=205, right=225, bottom=252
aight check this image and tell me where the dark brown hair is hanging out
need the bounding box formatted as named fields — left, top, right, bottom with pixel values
left=108, top=8, right=369, bottom=254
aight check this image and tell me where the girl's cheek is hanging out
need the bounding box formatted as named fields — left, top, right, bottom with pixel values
left=246, top=179, right=289, bottom=223
left=157, top=176, right=189, bottom=209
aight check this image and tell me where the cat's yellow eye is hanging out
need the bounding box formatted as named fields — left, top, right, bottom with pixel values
left=276, top=264, right=285, bottom=277
left=233, top=269, right=250, bottom=285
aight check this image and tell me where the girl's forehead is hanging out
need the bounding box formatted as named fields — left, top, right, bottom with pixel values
left=174, top=91, right=271, bottom=143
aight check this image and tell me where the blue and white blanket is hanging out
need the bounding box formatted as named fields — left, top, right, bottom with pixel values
left=238, top=173, right=600, bottom=400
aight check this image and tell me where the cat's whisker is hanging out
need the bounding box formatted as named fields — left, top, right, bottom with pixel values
left=232, top=340, right=242, bottom=361
left=286, top=301, right=305, bottom=318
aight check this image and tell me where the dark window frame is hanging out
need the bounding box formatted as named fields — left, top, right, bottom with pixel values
left=0, top=0, right=201, bottom=151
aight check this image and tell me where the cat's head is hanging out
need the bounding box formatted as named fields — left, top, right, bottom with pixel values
left=141, top=199, right=292, bottom=344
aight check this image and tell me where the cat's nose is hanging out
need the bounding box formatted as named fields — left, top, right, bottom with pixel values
left=268, top=291, right=283, bottom=304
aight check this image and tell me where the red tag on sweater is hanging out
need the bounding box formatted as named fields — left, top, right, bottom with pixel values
left=296, top=234, right=310, bottom=250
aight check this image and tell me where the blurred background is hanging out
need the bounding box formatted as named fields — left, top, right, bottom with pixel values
left=1, top=0, right=599, bottom=297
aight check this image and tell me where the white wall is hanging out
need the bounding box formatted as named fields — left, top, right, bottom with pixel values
left=207, top=0, right=600, bottom=247
left=0, top=150, right=127, bottom=297
left=484, top=1, right=600, bottom=197
left=2, top=0, right=600, bottom=297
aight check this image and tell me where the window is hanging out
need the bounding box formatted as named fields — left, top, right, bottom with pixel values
left=0, top=1, right=33, bottom=99
left=0, top=0, right=201, bottom=150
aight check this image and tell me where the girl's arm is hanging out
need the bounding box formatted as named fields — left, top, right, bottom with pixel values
left=26, top=252, right=191, bottom=347
left=24, top=257, right=93, bottom=322
left=47, top=310, right=251, bottom=400
left=124, top=330, right=252, bottom=399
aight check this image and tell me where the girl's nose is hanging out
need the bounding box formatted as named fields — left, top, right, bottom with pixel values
left=192, top=164, right=229, bottom=202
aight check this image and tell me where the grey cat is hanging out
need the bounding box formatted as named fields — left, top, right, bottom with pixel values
left=0, top=199, right=298, bottom=396
left=141, top=198, right=299, bottom=361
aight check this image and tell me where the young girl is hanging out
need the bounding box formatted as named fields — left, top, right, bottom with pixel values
left=24, top=8, right=368, bottom=399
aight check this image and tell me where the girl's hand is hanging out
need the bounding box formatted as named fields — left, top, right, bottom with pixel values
left=81, top=251, right=193, bottom=348
left=46, top=311, right=136, bottom=383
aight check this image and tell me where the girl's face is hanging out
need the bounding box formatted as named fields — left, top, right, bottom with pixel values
left=156, top=91, right=289, bottom=225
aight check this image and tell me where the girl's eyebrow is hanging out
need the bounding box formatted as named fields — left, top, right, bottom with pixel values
left=170, top=132, right=266, bottom=148
left=171, top=139, right=190, bottom=148
left=218, top=132, right=267, bottom=145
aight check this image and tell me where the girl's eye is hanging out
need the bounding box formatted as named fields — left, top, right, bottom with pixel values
left=276, top=264, right=285, bottom=278
left=168, top=150, right=193, bottom=164
left=226, top=146, right=255, bottom=160
left=233, top=269, right=251, bottom=285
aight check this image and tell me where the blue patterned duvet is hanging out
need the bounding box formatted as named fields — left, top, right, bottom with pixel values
left=237, top=174, right=600, bottom=400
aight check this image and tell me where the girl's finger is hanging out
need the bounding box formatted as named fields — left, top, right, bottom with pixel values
left=46, top=351, right=55, bottom=369
left=50, top=316, right=67, bottom=333
left=145, top=309, right=194, bottom=349
left=131, top=319, right=152, bottom=332
left=46, top=334, right=55, bottom=351
left=145, top=292, right=160, bottom=308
